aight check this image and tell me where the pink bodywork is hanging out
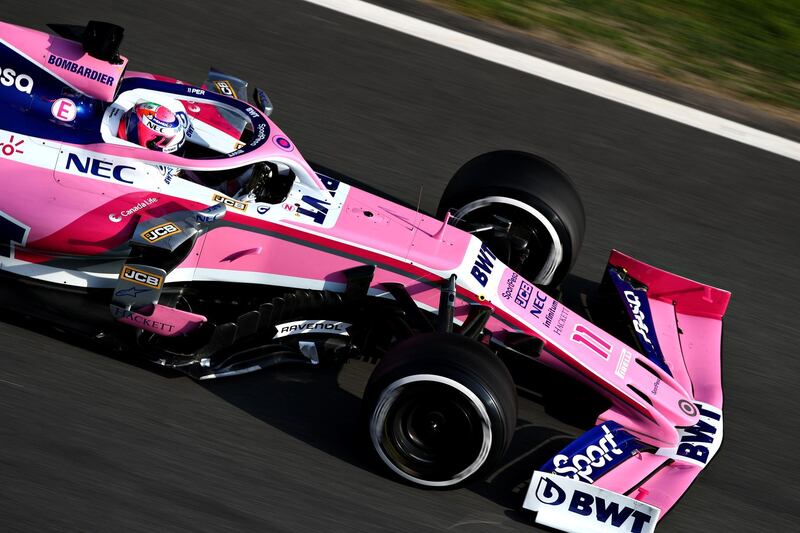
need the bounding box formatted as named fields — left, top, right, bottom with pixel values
left=593, top=251, right=728, bottom=516
left=0, top=20, right=729, bottom=525
left=0, top=21, right=128, bottom=102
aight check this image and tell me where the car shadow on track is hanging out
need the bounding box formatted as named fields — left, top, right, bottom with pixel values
left=0, top=268, right=607, bottom=523
left=0, top=149, right=609, bottom=524
left=201, top=361, right=375, bottom=473
left=197, top=272, right=609, bottom=524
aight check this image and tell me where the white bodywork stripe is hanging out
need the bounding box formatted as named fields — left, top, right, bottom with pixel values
left=302, top=0, right=800, bottom=162
left=0, top=256, right=119, bottom=287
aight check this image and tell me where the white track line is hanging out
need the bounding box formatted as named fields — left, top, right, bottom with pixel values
left=302, top=0, right=800, bottom=163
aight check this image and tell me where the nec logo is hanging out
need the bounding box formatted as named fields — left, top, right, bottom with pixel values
left=531, top=474, right=657, bottom=533
left=196, top=203, right=226, bottom=224
left=470, top=244, right=496, bottom=287
left=527, top=291, right=548, bottom=317
left=141, top=223, right=182, bottom=243
left=65, top=153, right=136, bottom=184
left=121, top=266, right=163, bottom=289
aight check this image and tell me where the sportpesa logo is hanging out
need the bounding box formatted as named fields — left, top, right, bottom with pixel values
left=552, top=424, right=624, bottom=483
left=0, top=67, right=33, bottom=94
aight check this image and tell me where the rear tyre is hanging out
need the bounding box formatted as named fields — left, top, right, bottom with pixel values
left=437, top=151, right=585, bottom=288
left=363, top=333, right=517, bottom=487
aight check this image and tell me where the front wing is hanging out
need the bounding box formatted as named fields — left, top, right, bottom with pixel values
left=522, top=250, right=729, bottom=532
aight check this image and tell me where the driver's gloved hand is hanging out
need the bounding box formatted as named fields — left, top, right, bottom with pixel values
left=244, top=162, right=295, bottom=204
left=243, top=162, right=275, bottom=202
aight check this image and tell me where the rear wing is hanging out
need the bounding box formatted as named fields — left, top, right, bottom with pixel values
left=523, top=250, right=729, bottom=532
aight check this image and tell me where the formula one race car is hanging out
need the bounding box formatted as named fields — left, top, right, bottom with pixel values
left=0, top=20, right=729, bottom=533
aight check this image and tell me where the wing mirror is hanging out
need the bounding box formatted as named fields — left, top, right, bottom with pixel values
left=252, top=87, right=274, bottom=117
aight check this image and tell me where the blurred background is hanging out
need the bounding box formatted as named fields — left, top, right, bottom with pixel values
left=1, top=1, right=798, bottom=532
left=441, top=0, right=800, bottom=121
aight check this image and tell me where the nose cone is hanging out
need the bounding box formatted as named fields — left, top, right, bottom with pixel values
left=628, top=355, right=699, bottom=427
left=606, top=355, right=699, bottom=447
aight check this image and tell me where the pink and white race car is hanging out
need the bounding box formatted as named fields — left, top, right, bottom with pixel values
left=0, top=20, right=729, bottom=533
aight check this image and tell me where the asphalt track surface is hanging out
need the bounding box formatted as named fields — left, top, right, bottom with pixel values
left=2, top=1, right=798, bottom=531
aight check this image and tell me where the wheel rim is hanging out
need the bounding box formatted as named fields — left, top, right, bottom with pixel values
left=452, top=196, right=564, bottom=285
left=371, top=374, right=492, bottom=487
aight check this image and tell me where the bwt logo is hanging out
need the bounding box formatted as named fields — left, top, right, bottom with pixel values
left=65, top=153, right=136, bottom=184
left=535, top=477, right=654, bottom=533
left=470, top=244, right=497, bottom=287
left=141, top=223, right=182, bottom=243
left=552, top=424, right=624, bottom=482
left=670, top=403, right=723, bottom=467
left=121, top=266, right=163, bottom=289
left=624, top=291, right=653, bottom=345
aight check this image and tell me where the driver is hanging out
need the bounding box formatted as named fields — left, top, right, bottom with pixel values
left=117, top=100, right=187, bottom=154
left=116, top=100, right=293, bottom=203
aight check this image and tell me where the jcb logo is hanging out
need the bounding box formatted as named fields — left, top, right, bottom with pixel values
left=121, top=266, right=163, bottom=289
left=212, top=194, right=247, bottom=212
left=141, top=222, right=182, bottom=243
left=213, top=80, right=237, bottom=99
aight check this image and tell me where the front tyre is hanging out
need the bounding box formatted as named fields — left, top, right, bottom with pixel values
left=437, top=151, right=585, bottom=288
left=363, top=333, right=517, bottom=487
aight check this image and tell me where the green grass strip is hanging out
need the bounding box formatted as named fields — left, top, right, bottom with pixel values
left=439, top=0, right=800, bottom=112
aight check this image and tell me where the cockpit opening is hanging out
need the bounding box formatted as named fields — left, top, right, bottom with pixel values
left=184, top=161, right=295, bottom=205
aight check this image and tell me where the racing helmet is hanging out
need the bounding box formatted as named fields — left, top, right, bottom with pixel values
left=117, top=100, right=186, bottom=153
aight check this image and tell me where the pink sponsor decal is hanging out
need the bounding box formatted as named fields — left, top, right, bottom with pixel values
left=0, top=21, right=128, bottom=102
left=51, top=98, right=77, bottom=121
left=112, top=304, right=207, bottom=337
left=273, top=136, right=293, bottom=151
left=498, top=267, right=564, bottom=331
left=571, top=323, right=613, bottom=359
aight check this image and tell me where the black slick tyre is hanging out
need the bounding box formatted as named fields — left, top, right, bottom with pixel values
left=363, top=333, right=517, bottom=487
left=437, top=151, right=585, bottom=288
